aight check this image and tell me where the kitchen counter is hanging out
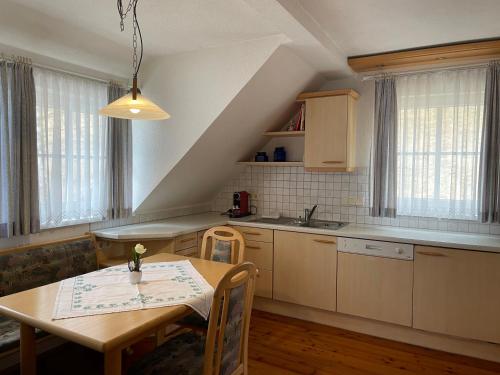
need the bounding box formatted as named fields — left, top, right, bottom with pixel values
left=92, top=212, right=228, bottom=240
left=92, top=212, right=500, bottom=253
left=229, top=217, right=500, bottom=253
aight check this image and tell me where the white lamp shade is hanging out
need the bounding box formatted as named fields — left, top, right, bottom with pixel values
left=99, top=92, right=170, bottom=120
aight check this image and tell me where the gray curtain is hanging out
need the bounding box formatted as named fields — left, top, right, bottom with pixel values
left=0, top=61, right=39, bottom=238
left=370, top=77, right=397, bottom=218
left=479, top=62, right=500, bottom=223
left=107, top=84, right=132, bottom=219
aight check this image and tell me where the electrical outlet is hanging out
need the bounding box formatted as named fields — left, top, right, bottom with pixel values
left=347, top=197, right=357, bottom=206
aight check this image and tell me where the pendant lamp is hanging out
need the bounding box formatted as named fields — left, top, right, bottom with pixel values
left=99, top=0, right=170, bottom=120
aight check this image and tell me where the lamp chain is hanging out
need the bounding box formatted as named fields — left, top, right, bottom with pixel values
left=117, top=0, right=143, bottom=78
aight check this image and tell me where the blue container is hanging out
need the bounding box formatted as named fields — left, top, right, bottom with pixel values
left=255, top=152, right=268, bottom=162
left=273, top=147, right=286, bottom=162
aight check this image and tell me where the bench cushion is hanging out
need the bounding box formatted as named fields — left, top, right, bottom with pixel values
left=0, top=238, right=97, bottom=297
left=0, top=316, right=46, bottom=353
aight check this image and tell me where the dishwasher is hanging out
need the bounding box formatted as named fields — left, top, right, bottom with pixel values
left=336, top=237, right=414, bottom=327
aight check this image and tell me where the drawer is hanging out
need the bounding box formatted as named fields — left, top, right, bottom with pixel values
left=233, top=226, right=273, bottom=243
left=175, top=246, right=198, bottom=258
left=244, top=241, right=273, bottom=271
left=255, top=269, right=273, bottom=299
left=175, top=232, right=198, bottom=251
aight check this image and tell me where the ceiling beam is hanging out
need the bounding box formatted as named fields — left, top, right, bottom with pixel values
left=348, top=39, right=500, bottom=73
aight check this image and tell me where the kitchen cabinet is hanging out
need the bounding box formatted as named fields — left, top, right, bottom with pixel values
left=413, top=246, right=500, bottom=343
left=274, top=230, right=337, bottom=311
left=299, top=90, right=358, bottom=172
left=245, top=240, right=273, bottom=298
left=174, top=232, right=198, bottom=258
left=232, top=225, right=273, bottom=243
left=337, top=252, right=413, bottom=326
left=232, top=226, right=274, bottom=299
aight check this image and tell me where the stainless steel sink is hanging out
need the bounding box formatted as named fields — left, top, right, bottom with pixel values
left=307, top=220, right=347, bottom=230
left=247, top=217, right=296, bottom=225
left=247, top=217, right=347, bottom=231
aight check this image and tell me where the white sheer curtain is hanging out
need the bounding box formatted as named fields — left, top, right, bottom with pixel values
left=34, top=68, right=109, bottom=227
left=396, top=67, right=486, bottom=220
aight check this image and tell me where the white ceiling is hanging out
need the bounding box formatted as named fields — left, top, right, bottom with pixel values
left=8, top=0, right=280, bottom=56
left=2, top=0, right=500, bottom=77
left=296, top=0, right=500, bottom=57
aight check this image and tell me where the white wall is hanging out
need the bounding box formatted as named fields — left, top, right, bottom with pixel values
left=136, top=46, right=323, bottom=213
left=132, top=35, right=286, bottom=211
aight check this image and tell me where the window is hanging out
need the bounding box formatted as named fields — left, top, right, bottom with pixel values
left=34, top=68, right=109, bottom=228
left=396, top=68, right=486, bottom=220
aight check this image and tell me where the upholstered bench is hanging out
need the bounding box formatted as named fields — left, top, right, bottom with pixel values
left=0, top=235, right=98, bottom=357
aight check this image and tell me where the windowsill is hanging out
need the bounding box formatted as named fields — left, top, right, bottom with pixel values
left=40, top=217, right=106, bottom=231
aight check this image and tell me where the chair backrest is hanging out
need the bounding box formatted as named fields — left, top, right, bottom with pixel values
left=203, top=262, right=257, bottom=375
left=200, top=226, right=245, bottom=265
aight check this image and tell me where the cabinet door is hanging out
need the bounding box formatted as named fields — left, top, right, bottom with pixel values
left=245, top=241, right=274, bottom=299
left=304, top=96, right=348, bottom=169
left=337, top=252, right=413, bottom=326
left=274, top=231, right=336, bottom=311
left=414, top=246, right=500, bottom=343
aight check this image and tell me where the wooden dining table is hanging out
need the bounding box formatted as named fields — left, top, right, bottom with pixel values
left=0, top=252, right=234, bottom=375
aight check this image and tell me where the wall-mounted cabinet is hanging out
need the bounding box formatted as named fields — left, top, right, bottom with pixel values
left=298, top=89, right=359, bottom=172
left=238, top=89, right=359, bottom=171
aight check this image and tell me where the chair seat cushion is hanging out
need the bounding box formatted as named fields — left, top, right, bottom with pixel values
left=128, top=332, right=205, bottom=375
left=177, top=313, right=208, bottom=330
left=0, top=316, right=46, bottom=353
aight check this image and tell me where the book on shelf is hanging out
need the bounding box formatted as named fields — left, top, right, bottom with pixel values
left=285, top=104, right=306, bottom=132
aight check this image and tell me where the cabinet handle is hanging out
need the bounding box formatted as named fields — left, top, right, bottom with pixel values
left=246, top=245, right=261, bottom=250
left=313, top=239, right=336, bottom=244
left=243, top=231, right=262, bottom=236
left=322, top=161, right=344, bottom=164
left=417, top=251, right=447, bottom=257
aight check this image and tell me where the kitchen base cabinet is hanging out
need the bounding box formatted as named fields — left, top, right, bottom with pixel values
left=414, top=246, right=500, bottom=344
left=274, top=231, right=337, bottom=311
left=337, top=252, right=413, bottom=326
left=255, top=269, right=273, bottom=299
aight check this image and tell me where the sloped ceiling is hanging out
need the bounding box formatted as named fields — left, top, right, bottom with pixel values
left=135, top=46, right=322, bottom=212
left=132, top=36, right=287, bottom=210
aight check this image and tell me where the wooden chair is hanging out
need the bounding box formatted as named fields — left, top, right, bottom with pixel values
left=128, top=262, right=257, bottom=375
left=159, top=226, right=247, bottom=339
left=200, top=226, right=245, bottom=265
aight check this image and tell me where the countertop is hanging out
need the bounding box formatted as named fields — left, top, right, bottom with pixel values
left=92, top=212, right=500, bottom=253
left=92, top=212, right=228, bottom=240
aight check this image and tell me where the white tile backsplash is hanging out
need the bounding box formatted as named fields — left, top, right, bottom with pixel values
left=212, top=166, right=499, bottom=235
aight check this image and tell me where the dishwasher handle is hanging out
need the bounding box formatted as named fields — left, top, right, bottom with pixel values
left=365, top=244, right=382, bottom=251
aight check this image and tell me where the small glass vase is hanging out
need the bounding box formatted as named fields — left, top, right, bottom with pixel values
left=129, top=270, right=142, bottom=284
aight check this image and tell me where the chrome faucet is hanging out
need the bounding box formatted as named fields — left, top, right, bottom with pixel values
left=304, top=205, right=318, bottom=226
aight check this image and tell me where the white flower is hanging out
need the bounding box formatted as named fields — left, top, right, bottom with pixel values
left=134, top=243, right=147, bottom=255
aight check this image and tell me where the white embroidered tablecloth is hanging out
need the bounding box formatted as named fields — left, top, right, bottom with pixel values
left=52, top=260, right=214, bottom=320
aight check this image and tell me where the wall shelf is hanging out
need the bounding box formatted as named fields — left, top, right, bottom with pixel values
left=263, top=131, right=305, bottom=137
left=237, top=161, right=304, bottom=167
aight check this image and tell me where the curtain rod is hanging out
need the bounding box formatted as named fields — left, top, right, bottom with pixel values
left=1, top=52, right=127, bottom=87
left=361, top=61, right=491, bottom=81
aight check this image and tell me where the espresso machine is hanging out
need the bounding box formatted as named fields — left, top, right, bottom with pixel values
left=227, top=191, right=250, bottom=218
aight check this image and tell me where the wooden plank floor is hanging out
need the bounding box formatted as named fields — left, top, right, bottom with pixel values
left=2, top=310, right=500, bottom=374
left=249, top=310, right=500, bottom=375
